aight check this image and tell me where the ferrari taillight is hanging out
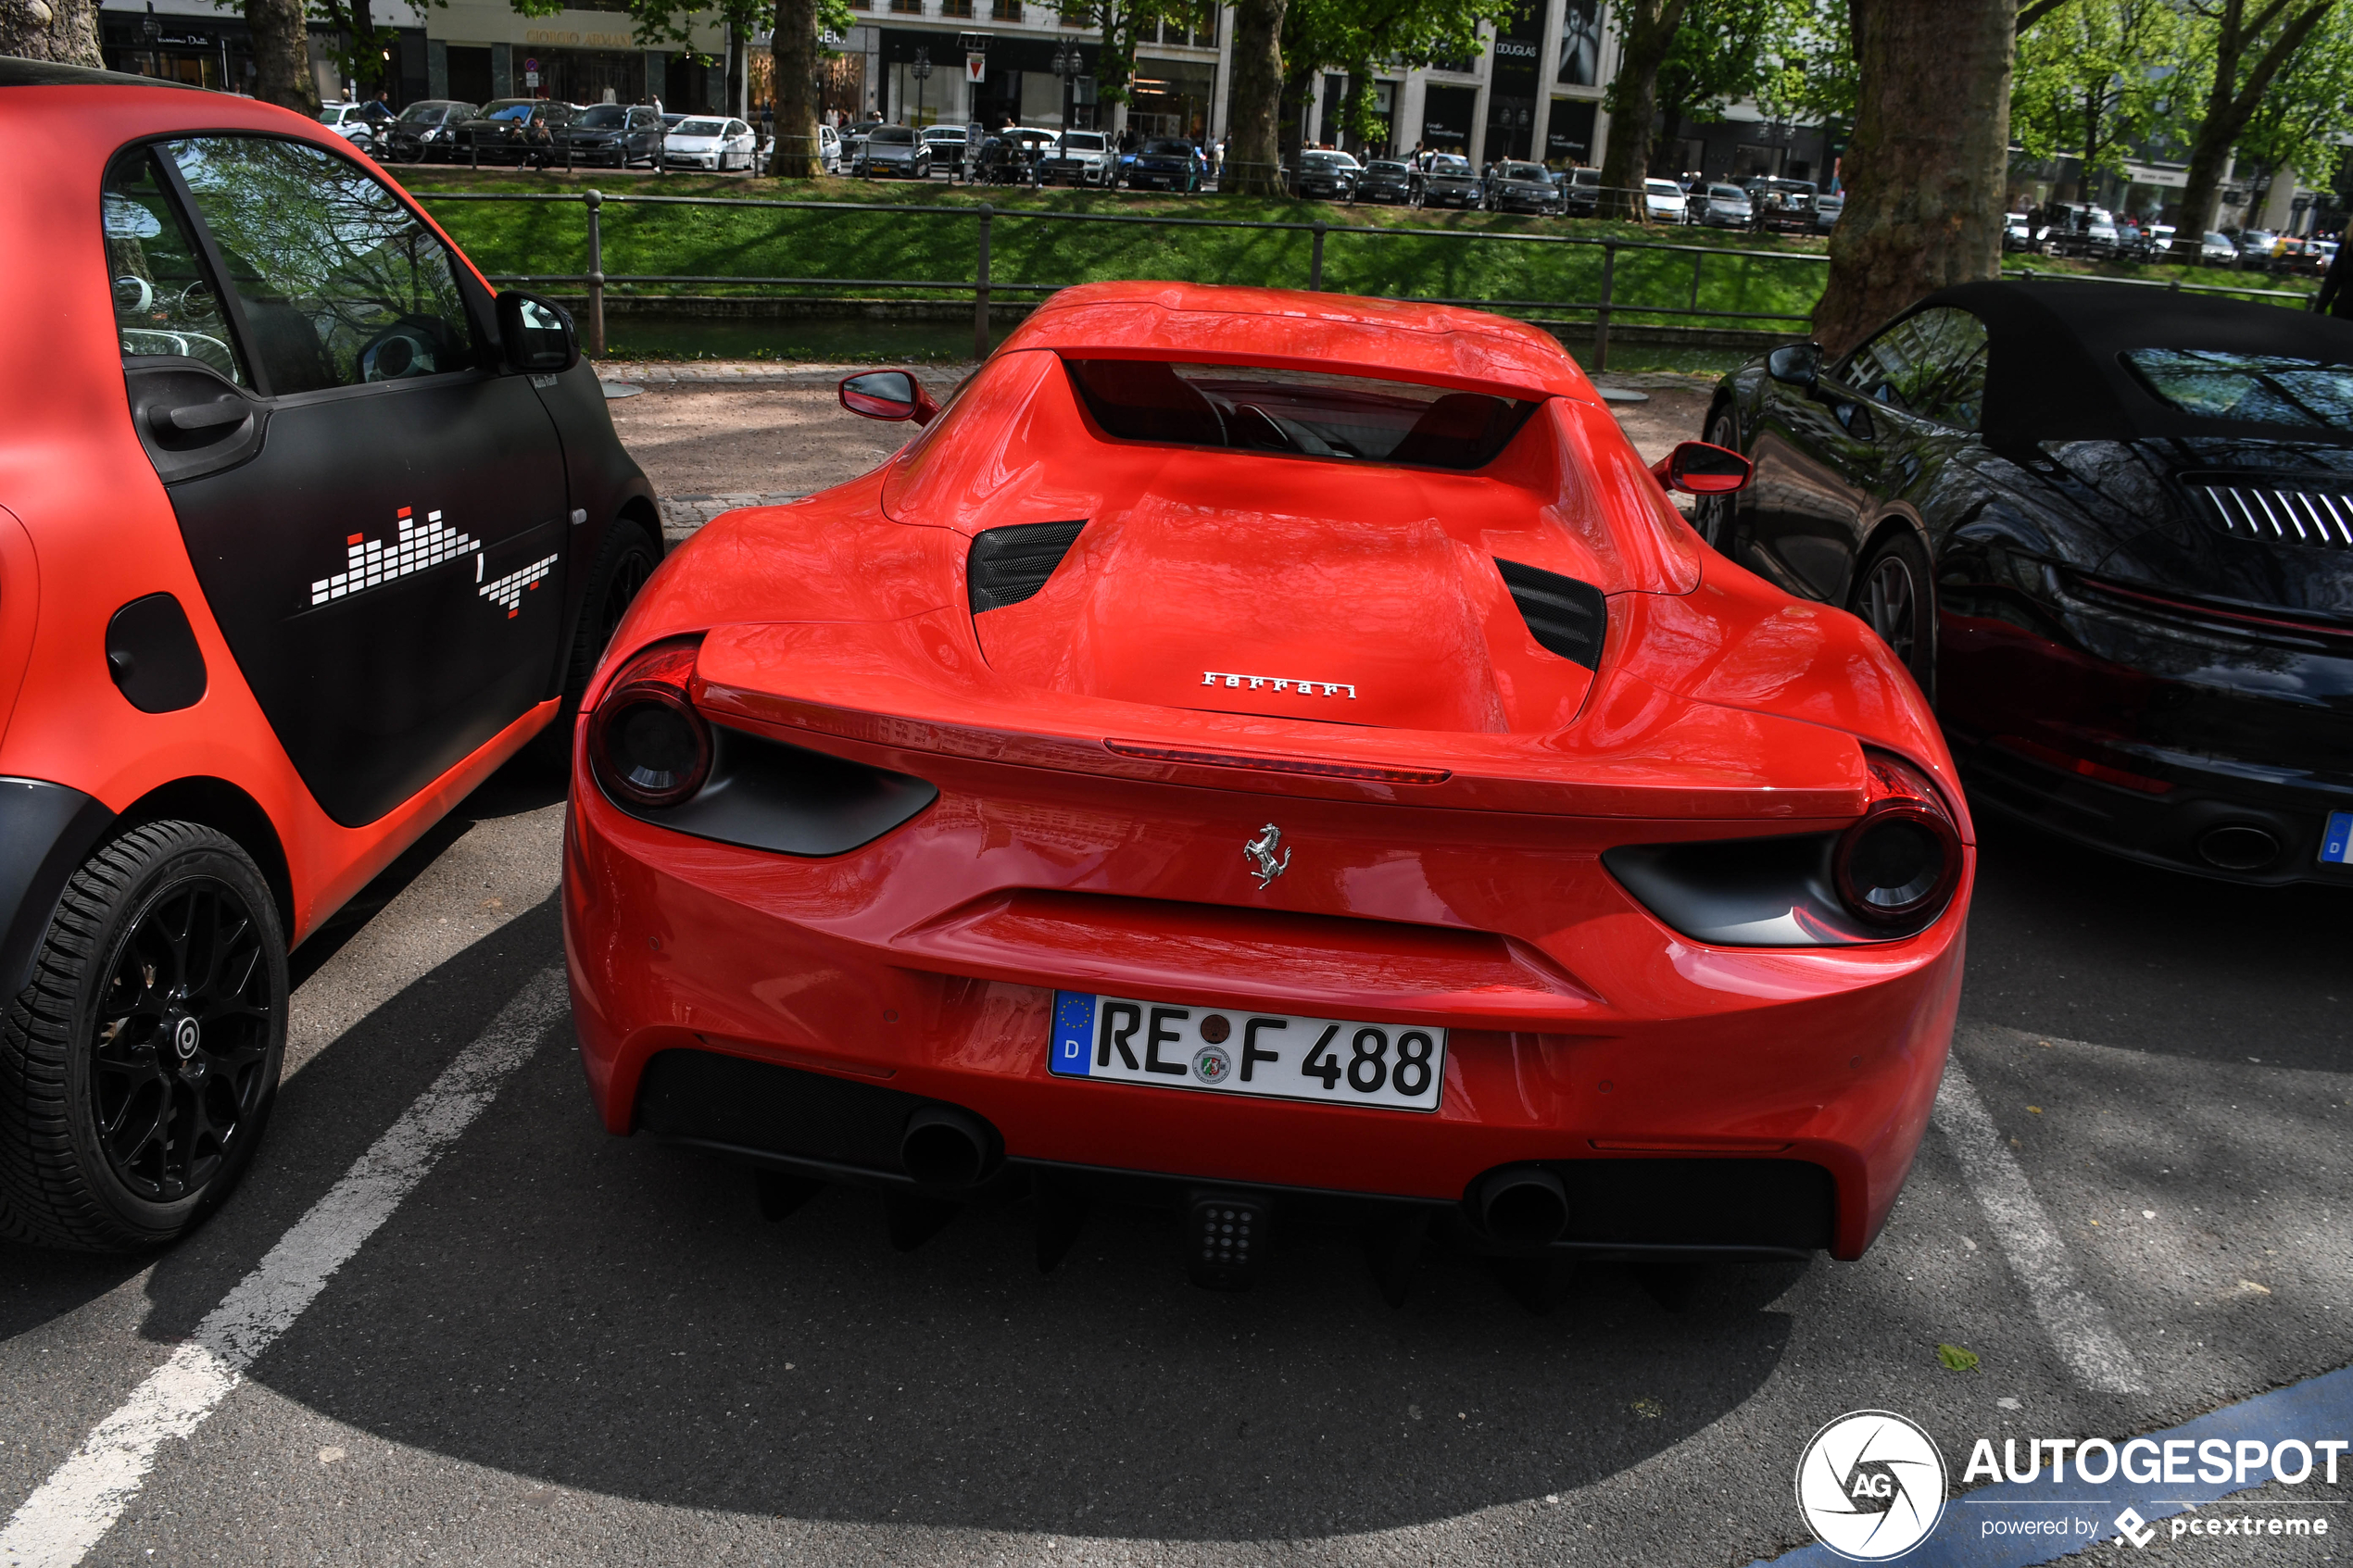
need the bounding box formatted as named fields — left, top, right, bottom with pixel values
left=588, top=637, right=711, bottom=809
left=1832, top=752, right=1962, bottom=929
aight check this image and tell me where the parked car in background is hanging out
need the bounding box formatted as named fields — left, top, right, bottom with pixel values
left=856, top=123, right=933, bottom=180
left=1351, top=158, right=1411, bottom=203
left=1745, top=177, right=1816, bottom=232
left=2311, top=238, right=2340, bottom=276
left=380, top=99, right=476, bottom=162
left=1041, top=130, right=1114, bottom=186
left=2235, top=229, right=2279, bottom=269
left=816, top=121, right=841, bottom=173
left=1813, top=192, right=1845, bottom=232
left=2144, top=222, right=2177, bottom=259
left=921, top=125, right=968, bottom=177
left=1485, top=159, right=1562, bottom=216
left=1642, top=177, right=1689, bottom=224
left=976, top=127, right=1056, bottom=185
left=1292, top=148, right=1360, bottom=201
left=1415, top=153, right=1481, bottom=208
left=1125, top=137, right=1205, bottom=192
left=450, top=99, right=573, bottom=166
left=1562, top=165, right=1599, bottom=217
left=1695, top=182, right=1754, bottom=229
left=2003, top=212, right=2033, bottom=252
left=560, top=103, right=664, bottom=168
left=316, top=99, right=393, bottom=151
left=2200, top=230, right=2240, bottom=266
left=665, top=116, right=758, bottom=171
left=841, top=118, right=882, bottom=166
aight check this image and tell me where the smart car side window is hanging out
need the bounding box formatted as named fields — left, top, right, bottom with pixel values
left=157, top=135, right=476, bottom=396
left=103, top=148, right=247, bottom=386
left=1839, top=307, right=1990, bottom=431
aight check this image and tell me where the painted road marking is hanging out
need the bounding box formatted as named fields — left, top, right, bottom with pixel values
left=1932, top=1056, right=2146, bottom=1396
left=1762, top=1363, right=2353, bottom=1566
left=0, top=969, right=569, bottom=1568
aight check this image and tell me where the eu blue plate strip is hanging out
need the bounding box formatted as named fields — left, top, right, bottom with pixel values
left=1760, top=1362, right=2353, bottom=1566
left=2323, top=809, right=2352, bottom=866
left=1051, top=991, right=1097, bottom=1078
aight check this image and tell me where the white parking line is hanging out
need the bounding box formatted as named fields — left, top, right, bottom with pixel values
left=0, top=968, right=570, bottom=1568
left=1932, top=1054, right=2146, bottom=1396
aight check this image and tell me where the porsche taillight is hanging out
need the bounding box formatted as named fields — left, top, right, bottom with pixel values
left=588, top=637, right=711, bottom=809
left=1831, top=752, right=1962, bottom=929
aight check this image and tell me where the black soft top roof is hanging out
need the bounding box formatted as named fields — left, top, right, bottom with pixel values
left=1906, top=278, right=2353, bottom=446
left=0, top=56, right=200, bottom=91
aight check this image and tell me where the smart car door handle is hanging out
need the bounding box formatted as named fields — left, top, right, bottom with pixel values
left=150, top=399, right=251, bottom=436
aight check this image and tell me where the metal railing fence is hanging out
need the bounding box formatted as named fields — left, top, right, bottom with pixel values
left=410, top=187, right=2319, bottom=366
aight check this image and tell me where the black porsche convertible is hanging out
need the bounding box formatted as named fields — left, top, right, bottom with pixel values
left=1699, top=279, right=2353, bottom=885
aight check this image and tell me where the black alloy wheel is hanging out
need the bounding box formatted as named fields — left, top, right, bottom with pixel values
left=1848, top=530, right=1938, bottom=696
left=0, top=823, right=287, bottom=1251
left=1692, top=408, right=1741, bottom=551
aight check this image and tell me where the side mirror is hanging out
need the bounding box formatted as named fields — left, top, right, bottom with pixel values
left=1766, top=341, right=1821, bottom=389
left=498, top=291, right=578, bottom=374
left=838, top=369, right=939, bottom=425
left=1652, top=440, right=1753, bottom=495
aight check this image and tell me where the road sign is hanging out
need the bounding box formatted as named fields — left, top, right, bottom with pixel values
left=524, top=70, right=540, bottom=87
left=522, top=56, right=537, bottom=71
left=966, top=51, right=986, bottom=84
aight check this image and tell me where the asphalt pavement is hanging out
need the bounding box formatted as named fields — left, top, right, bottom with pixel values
left=3, top=400, right=2348, bottom=1568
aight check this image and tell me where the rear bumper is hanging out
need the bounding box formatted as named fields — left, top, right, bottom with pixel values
left=561, top=734, right=1969, bottom=1262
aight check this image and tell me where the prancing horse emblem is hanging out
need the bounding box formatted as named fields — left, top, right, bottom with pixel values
left=1244, top=822, right=1291, bottom=888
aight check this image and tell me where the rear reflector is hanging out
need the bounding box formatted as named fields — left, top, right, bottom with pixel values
left=1993, top=734, right=2174, bottom=794
left=1103, top=739, right=1451, bottom=784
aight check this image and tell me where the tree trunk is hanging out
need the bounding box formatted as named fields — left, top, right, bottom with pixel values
left=1812, top=0, right=2015, bottom=354
left=1226, top=0, right=1286, bottom=195
left=2174, top=0, right=2334, bottom=253
left=767, top=0, right=822, bottom=177
left=247, top=0, right=320, bottom=113
left=728, top=18, right=747, bottom=119
left=1596, top=0, right=1689, bottom=220
left=0, top=0, right=102, bottom=68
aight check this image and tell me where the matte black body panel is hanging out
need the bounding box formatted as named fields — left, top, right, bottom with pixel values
left=601, top=721, right=938, bottom=856
left=164, top=371, right=571, bottom=826
left=104, top=593, right=208, bottom=713
left=0, top=778, right=117, bottom=999
left=527, top=355, right=661, bottom=701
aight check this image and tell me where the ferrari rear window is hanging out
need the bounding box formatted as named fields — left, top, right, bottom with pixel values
left=2120, top=348, right=2353, bottom=429
left=1063, top=359, right=1541, bottom=470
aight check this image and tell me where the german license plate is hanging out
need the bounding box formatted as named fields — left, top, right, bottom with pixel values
left=2324, top=809, right=2352, bottom=866
left=1048, top=991, right=1444, bottom=1112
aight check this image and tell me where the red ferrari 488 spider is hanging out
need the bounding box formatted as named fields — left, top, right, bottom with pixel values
left=563, top=282, right=1972, bottom=1292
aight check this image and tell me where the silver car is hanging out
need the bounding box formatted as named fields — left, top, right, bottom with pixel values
left=1697, top=182, right=1753, bottom=228
left=855, top=123, right=932, bottom=179
left=1813, top=192, right=1845, bottom=232
left=316, top=100, right=393, bottom=151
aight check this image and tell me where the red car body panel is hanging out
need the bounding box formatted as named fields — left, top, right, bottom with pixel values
left=564, top=282, right=1972, bottom=1262
left=0, top=82, right=558, bottom=947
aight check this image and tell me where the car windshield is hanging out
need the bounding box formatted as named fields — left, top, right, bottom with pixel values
left=676, top=119, right=725, bottom=135
left=1062, top=133, right=1106, bottom=150
left=1145, top=140, right=1194, bottom=156
left=317, top=107, right=347, bottom=123
left=1500, top=162, right=1545, bottom=180
left=396, top=102, right=467, bottom=124
left=2121, top=348, right=2353, bottom=430
left=1431, top=156, right=1470, bottom=172
left=871, top=125, right=916, bottom=144
left=1302, top=152, right=1345, bottom=168
left=1646, top=180, right=1681, bottom=196
left=2241, top=231, right=2275, bottom=245
left=1064, top=359, right=1540, bottom=470
left=575, top=106, right=628, bottom=128
left=1710, top=185, right=1745, bottom=200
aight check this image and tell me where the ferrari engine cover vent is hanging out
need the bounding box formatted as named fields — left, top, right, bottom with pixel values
left=1494, top=558, right=1608, bottom=668
left=2183, top=477, right=2353, bottom=550
left=968, top=520, right=1088, bottom=612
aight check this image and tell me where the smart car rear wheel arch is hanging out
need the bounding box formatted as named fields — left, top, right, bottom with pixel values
left=0, top=822, right=287, bottom=1251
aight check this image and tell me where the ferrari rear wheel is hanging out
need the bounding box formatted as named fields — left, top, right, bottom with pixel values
left=1850, top=531, right=1937, bottom=696
left=1692, top=409, right=1741, bottom=551
left=0, top=823, right=288, bottom=1252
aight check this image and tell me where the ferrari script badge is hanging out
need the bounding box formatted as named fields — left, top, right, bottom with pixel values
left=1244, top=822, right=1291, bottom=888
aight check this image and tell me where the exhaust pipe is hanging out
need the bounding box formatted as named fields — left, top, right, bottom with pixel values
left=2197, top=823, right=2280, bottom=872
left=1474, top=1164, right=1569, bottom=1245
left=900, top=1104, right=999, bottom=1188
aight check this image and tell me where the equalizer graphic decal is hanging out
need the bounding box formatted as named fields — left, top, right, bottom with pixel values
left=310, top=507, right=479, bottom=607
left=480, top=555, right=558, bottom=616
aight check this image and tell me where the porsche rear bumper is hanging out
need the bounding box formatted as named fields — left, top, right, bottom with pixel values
left=561, top=726, right=1970, bottom=1262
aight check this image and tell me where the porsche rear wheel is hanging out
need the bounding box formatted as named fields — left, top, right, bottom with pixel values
left=0, top=823, right=288, bottom=1252
left=1692, top=409, right=1741, bottom=551
left=1850, top=531, right=1937, bottom=696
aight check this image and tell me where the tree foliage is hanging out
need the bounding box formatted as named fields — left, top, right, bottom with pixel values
left=2010, top=0, right=2185, bottom=188
left=1648, top=0, right=1786, bottom=164
left=2171, top=0, right=2338, bottom=240
left=2224, top=0, right=2353, bottom=201
left=1279, top=0, right=1516, bottom=154
left=1596, top=0, right=1690, bottom=215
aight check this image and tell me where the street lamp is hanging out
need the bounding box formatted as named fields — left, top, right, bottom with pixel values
left=1051, top=40, right=1084, bottom=126
left=912, top=47, right=932, bottom=127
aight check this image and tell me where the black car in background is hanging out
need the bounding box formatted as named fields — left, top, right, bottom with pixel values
left=1697, top=279, right=2353, bottom=885
left=1416, top=153, right=1481, bottom=208
left=1353, top=158, right=1413, bottom=204
left=560, top=104, right=664, bottom=167
left=1561, top=166, right=1600, bottom=216
left=1125, top=137, right=1205, bottom=192
left=451, top=98, right=574, bottom=165
left=381, top=99, right=477, bottom=162
left=1485, top=159, right=1563, bottom=215
left=1745, top=176, right=1816, bottom=232
left=1293, top=149, right=1359, bottom=200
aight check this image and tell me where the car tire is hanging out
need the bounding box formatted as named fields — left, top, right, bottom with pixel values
left=531, top=519, right=661, bottom=765
left=1848, top=529, right=1937, bottom=697
left=0, top=822, right=289, bottom=1253
left=1692, top=407, right=1742, bottom=553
